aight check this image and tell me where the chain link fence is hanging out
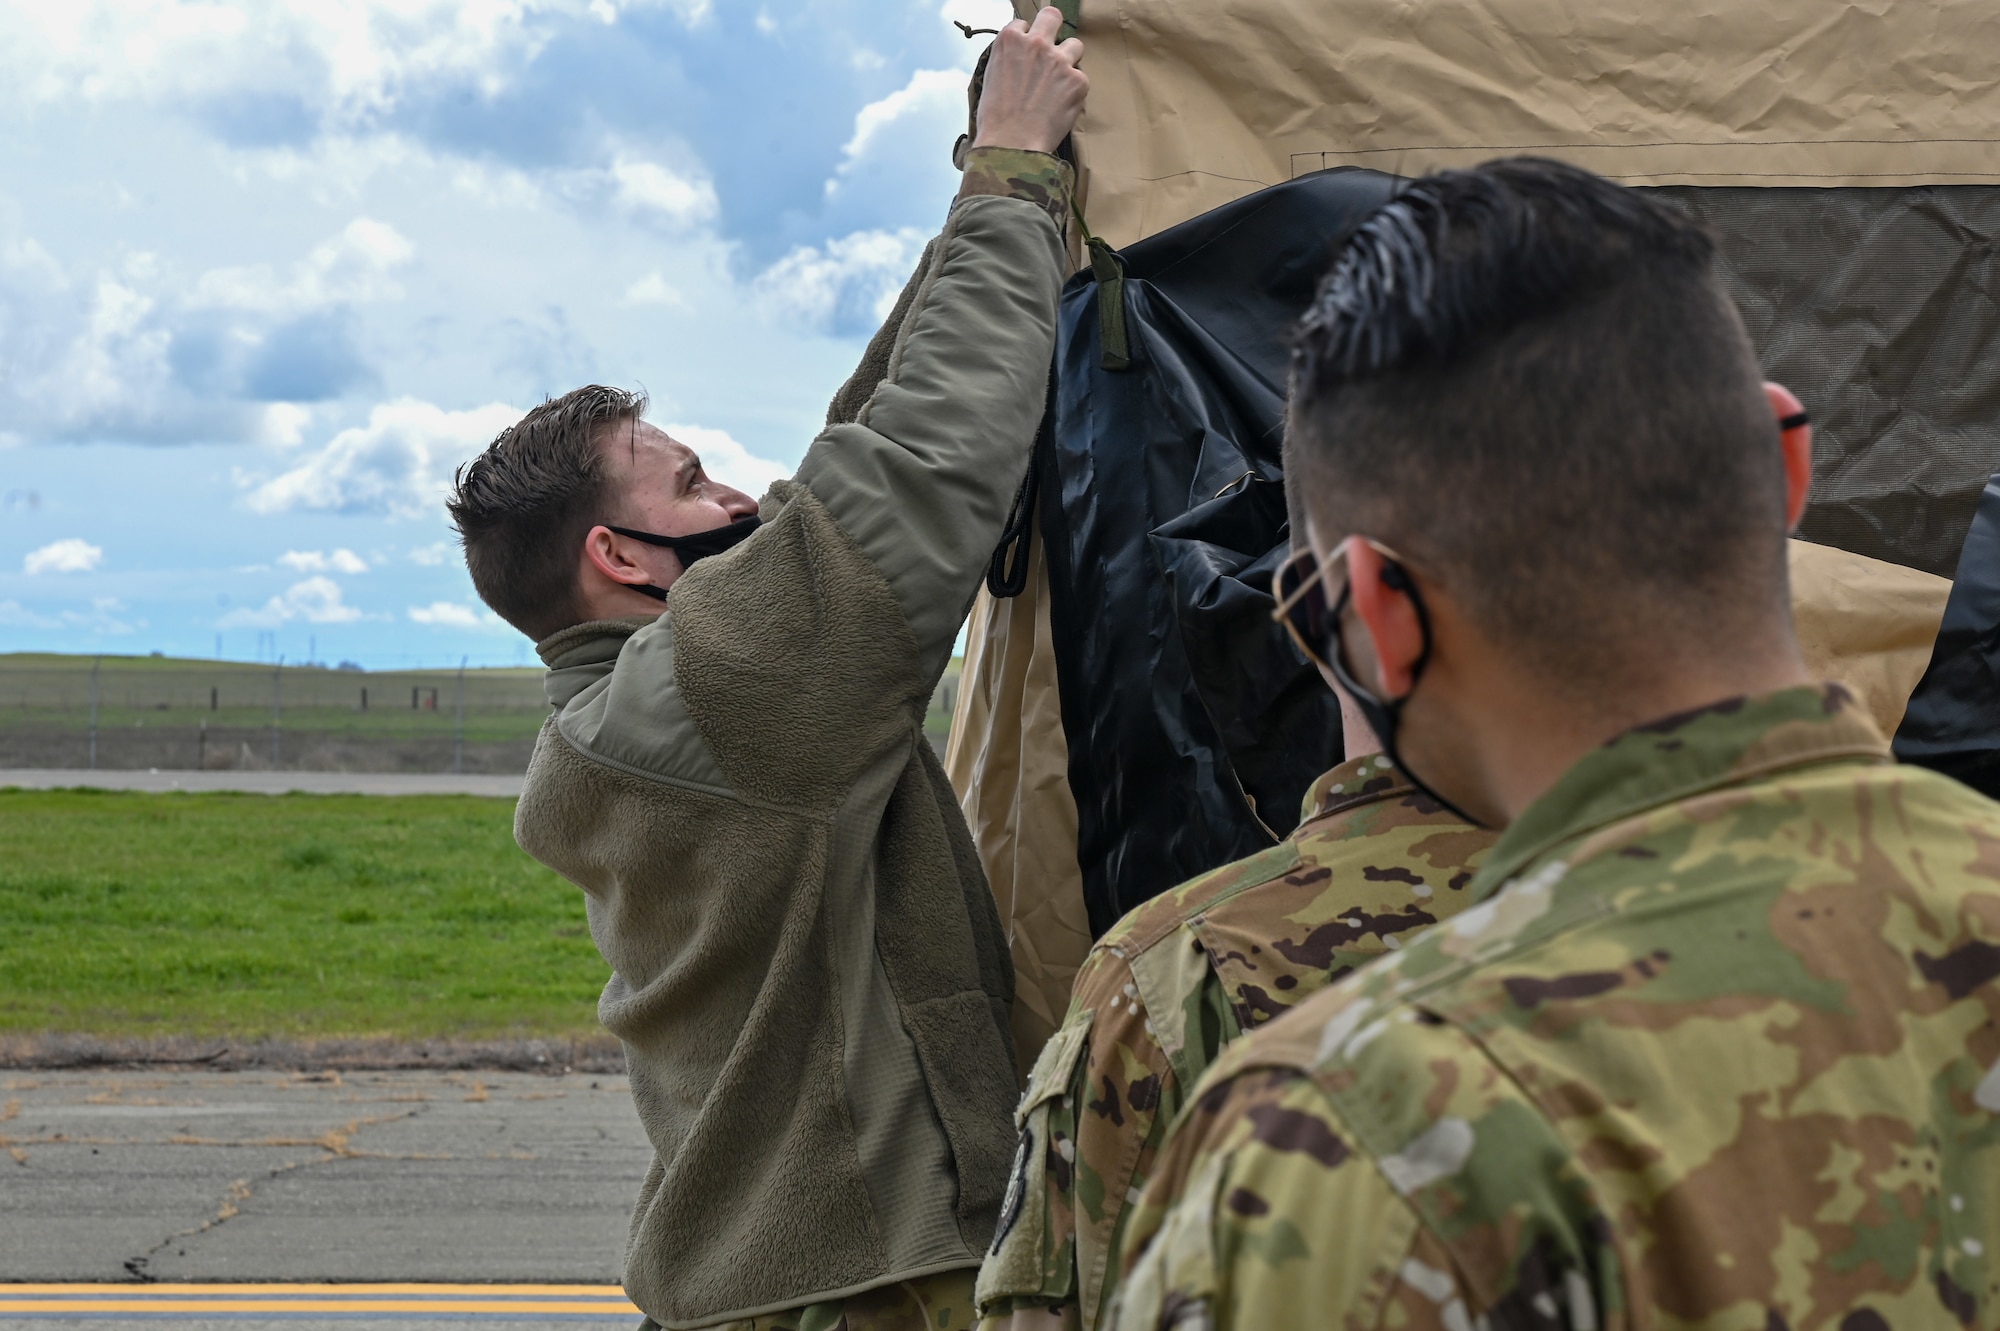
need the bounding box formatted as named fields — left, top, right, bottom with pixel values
left=1, top=654, right=962, bottom=774
left=0, top=656, right=546, bottom=774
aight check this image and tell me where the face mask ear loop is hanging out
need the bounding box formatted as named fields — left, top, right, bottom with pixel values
left=1378, top=560, right=1434, bottom=680
left=1326, top=559, right=1485, bottom=828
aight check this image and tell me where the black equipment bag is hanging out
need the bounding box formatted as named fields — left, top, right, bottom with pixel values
left=1036, top=167, right=1399, bottom=936
left=1897, top=469, right=2000, bottom=798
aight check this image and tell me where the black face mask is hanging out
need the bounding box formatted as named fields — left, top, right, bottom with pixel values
left=1320, top=567, right=1484, bottom=827
left=606, top=516, right=762, bottom=602
left=1278, top=545, right=1487, bottom=827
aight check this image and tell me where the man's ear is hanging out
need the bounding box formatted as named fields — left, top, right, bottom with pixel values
left=1765, top=382, right=1813, bottom=532
left=582, top=525, right=680, bottom=590
left=1345, top=539, right=1429, bottom=701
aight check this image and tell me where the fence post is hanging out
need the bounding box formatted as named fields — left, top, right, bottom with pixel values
left=271, top=658, right=284, bottom=769
left=88, top=656, right=100, bottom=770
left=198, top=718, right=207, bottom=769
left=453, top=655, right=468, bottom=775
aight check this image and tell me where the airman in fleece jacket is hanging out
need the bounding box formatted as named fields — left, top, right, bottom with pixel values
left=514, top=145, right=1073, bottom=1329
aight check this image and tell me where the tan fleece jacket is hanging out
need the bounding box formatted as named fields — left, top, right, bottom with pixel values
left=515, top=161, right=1070, bottom=1329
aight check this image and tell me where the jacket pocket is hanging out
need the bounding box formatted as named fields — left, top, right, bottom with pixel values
left=976, top=1009, right=1096, bottom=1309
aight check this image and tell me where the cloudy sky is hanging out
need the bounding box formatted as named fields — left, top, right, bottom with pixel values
left=0, top=0, right=1016, bottom=667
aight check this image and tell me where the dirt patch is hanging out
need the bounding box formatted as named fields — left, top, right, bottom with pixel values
left=0, top=1032, right=625, bottom=1074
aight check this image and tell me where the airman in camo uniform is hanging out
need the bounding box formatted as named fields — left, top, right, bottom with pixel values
left=1107, top=157, right=2000, bottom=1330
left=975, top=752, right=1495, bottom=1329
left=1112, top=684, right=2000, bottom=1329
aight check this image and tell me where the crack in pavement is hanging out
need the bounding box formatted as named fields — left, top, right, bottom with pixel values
left=0, top=1097, right=23, bottom=1165
left=120, top=1103, right=433, bottom=1282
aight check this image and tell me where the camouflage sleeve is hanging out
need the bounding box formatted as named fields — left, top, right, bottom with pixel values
left=979, top=944, right=1157, bottom=1325
left=1107, top=1068, right=1424, bottom=1331
left=956, top=146, right=1074, bottom=235
left=979, top=944, right=1239, bottom=1329
left=977, top=996, right=1091, bottom=1322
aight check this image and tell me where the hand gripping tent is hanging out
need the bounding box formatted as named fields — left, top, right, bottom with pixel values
left=947, top=0, right=2000, bottom=1068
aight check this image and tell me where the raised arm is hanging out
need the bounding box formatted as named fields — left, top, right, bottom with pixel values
left=795, top=8, right=1086, bottom=673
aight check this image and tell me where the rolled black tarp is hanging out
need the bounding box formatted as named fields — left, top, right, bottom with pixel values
left=1036, top=167, right=1398, bottom=936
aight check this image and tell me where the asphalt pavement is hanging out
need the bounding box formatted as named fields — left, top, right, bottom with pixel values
left=0, top=1069, right=652, bottom=1325
left=0, top=770, right=524, bottom=797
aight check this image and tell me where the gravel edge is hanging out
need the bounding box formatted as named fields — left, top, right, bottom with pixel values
left=0, top=1032, right=625, bottom=1074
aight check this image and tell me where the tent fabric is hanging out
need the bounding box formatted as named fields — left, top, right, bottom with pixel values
left=1667, top=188, right=2000, bottom=578
left=1790, top=540, right=1953, bottom=739
left=945, top=538, right=1092, bottom=1077
left=1039, top=0, right=2000, bottom=248
left=948, top=1, right=1994, bottom=989
left=1896, top=471, right=2000, bottom=799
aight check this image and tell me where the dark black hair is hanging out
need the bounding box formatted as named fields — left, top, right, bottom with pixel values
left=448, top=385, right=647, bottom=641
left=1287, top=156, right=1787, bottom=667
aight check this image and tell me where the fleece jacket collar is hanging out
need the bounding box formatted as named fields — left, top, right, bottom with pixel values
left=536, top=615, right=659, bottom=709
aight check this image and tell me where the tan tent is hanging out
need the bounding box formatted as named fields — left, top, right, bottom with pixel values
left=954, top=0, right=1997, bottom=1068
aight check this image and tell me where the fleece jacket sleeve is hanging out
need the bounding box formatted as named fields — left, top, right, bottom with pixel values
left=793, top=173, right=1069, bottom=682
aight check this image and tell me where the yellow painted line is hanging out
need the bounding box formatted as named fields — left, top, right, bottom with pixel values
left=0, top=1302, right=634, bottom=1314
left=3, top=1285, right=628, bottom=1296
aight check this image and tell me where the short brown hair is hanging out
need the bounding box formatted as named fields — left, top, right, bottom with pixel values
left=447, top=384, right=647, bottom=641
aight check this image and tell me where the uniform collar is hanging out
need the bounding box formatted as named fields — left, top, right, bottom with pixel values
left=1298, top=752, right=1419, bottom=825
left=1469, top=683, right=1891, bottom=901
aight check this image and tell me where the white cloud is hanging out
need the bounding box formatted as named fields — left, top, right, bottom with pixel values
left=838, top=68, right=964, bottom=177
left=0, top=595, right=137, bottom=634
left=609, top=156, right=718, bottom=229
left=663, top=423, right=790, bottom=497
left=623, top=271, right=687, bottom=308
left=0, top=600, right=60, bottom=628
left=53, top=277, right=175, bottom=433
left=408, top=540, right=456, bottom=566
left=191, top=217, right=414, bottom=314
left=0, top=2, right=701, bottom=120
left=753, top=227, right=929, bottom=333
left=279, top=547, right=369, bottom=574
left=0, top=217, right=405, bottom=446
left=24, top=538, right=106, bottom=575
left=218, top=575, right=368, bottom=627
left=826, top=66, right=966, bottom=209
left=242, top=397, right=521, bottom=518
left=408, top=599, right=505, bottom=628
left=259, top=402, right=316, bottom=445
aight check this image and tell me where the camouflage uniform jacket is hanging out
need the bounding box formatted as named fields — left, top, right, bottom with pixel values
left=1110, top=684, right=2000, bottom=1331
left=976, top=755, right=1494, bottom=1328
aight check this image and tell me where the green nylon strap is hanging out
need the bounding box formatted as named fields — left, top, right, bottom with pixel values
left=1071, top=195, right=1130, bottom=372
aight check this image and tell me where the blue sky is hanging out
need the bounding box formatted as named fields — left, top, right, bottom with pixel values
left=0, top=0, right=1015, bottom=667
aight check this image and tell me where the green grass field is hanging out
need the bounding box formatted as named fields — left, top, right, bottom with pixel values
left=0, top=789, right=607, bottom=1041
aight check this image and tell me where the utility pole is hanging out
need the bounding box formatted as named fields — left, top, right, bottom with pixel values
left=453, top=655, right=468, bottom=775
left=88, top=655, right=100, bottom=770
left=271, top=657, right=284, bottom=769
